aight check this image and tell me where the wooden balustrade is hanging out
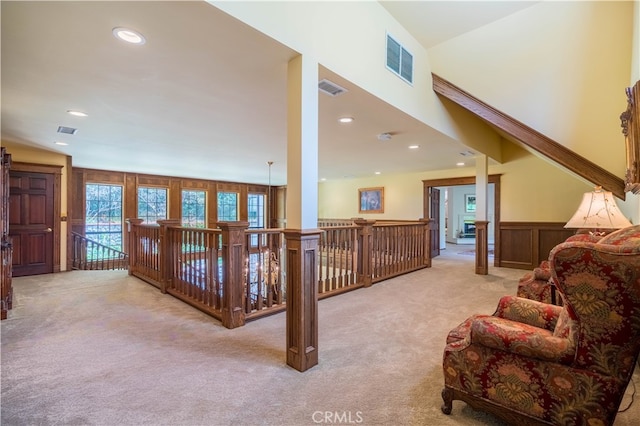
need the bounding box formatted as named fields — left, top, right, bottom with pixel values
left=244, top=228, right=286, bottom=318
left=317, top=225, right=361, bottom=297
left=369, top=222, right=429, bottom=282
left=127, top=219, right=162, bottom=288
left=70, top=232, right=128, bottom=271
left=127, top=218, right=431, bottom=329
left=318, top=218, right=356, bottom=227
left=1, top=148, right=12, bottom=320
left=165, top=225, right=223, bottom=319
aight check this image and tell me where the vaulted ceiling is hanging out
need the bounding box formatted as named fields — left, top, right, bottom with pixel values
left=1, top=1, right=539, bottom=186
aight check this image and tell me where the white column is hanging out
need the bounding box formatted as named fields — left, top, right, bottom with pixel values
left=475, top=154, right=488, bottom=221
left=286, top=54, right=318, bottom=229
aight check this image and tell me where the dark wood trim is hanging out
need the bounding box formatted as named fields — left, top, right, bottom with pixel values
left=65, top=155, right=72, bottom=271
left=72, top=167, right=272, bottom=250
left=475, top=221, right=489, bottom=275
left=284, top=229, right=321, bottom=372
left=11, top=162, right=63, bottom=273
left=1, top=148, right=13, bottom=319
left=442, top=386, right=552, bottom=425
left=423, top=174, right=501, bottom=267
left=432, top=73, right=625, bottom=200
left=499, top=222, right=575, bottom=270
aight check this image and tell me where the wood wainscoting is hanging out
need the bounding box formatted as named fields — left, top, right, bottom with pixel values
left=498, top=222, right=575, bottom=270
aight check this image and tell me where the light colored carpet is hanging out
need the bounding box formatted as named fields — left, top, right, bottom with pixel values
left=2, top=247, right=639, bottom=425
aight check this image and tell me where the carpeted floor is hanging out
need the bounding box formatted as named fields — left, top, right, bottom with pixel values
left=2, top=246, right=639, bottom=425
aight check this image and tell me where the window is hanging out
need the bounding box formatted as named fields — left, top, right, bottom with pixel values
left=248, top=193, right=265, bottom=229
left=137, top=187, right=167, bottom=224
left=386, top=33, right=413, bottom=84
left=182, top=190, right=206, bottom=228
left=85, top=183, right=123, bottom=250
left=217, top=191, right=238, bottom=222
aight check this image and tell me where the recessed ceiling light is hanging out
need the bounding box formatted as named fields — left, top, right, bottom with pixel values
left=338, top=117, right=354, bottom=123
left=112, top=27, right=146, bottom=45
left=320, top=178, right=327, bottom=181
left=54, top=141, right=68, bottom=146
left=408, top=145, right=419, bottom=149
left=375, top=171, right=381, bottom=175
left=67, top=110, right=88, bottom=117
left=456, top=162, right=465, bottom=167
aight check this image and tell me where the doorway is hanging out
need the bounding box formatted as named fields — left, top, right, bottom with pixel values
left=9, top=163, right=62, bottom=276
left=423, top=175, right=501, bottom=266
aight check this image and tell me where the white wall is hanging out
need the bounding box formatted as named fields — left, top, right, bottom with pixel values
left=428, top=1, right=633, bottom=176
left=216, top=1, right=632, bottom=224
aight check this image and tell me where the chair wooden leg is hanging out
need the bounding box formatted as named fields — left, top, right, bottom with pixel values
left=441, top=387, right=453, bottom=415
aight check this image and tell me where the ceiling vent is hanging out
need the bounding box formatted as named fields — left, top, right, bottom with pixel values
left=57, top=126, right=78, bottom=135
left=318, top=79, right=347, bottom=97
left=386, top=33, right=413, bottom=85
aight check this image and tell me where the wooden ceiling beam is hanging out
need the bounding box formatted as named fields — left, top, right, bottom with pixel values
left=432, top=73, right=625, bottom=200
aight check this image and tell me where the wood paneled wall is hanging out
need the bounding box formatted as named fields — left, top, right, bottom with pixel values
left=498, top=222, right=575, bottom=270
left=72, top=167, right=279, bottom=253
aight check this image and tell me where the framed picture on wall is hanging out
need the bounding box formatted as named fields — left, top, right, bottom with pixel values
left=359, top=187, right=384, bottom=213
left=465, top=194, right=476, bottom=213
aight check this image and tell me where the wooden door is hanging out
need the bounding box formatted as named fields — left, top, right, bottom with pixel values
left=9, top=171, right=55, bottom=276
left=430, top=187, right=440, bottom=258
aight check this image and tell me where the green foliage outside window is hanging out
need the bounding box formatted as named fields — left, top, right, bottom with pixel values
left=138, top=187, right=168, bottom=224
left=248, top=193, right=264, bottom=229
left=85, top=183, right=123, bottom=251
left=182, top=190, right=206, bottom=228
left=217, top=191, right=238, bottom=222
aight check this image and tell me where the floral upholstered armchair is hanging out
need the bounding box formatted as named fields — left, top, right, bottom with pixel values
left=516, top=233, right=603, bottom=306
left=441, top=225, right=640, bottom=426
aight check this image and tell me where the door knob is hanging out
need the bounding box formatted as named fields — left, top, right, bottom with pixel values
left=46, top=228, right=52, bottom=232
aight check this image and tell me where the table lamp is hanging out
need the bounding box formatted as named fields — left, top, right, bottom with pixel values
left=564, top=186, right=632, bottom=235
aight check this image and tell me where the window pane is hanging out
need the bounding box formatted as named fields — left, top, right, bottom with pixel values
left=85, top=183, right=123, bottom=251
left=248, top=193, right=265, bottom=229
left=138, top=187, right=168, bottom=224
left=217, top=192, right=238, bottom=222
left=182, top=190, right=206, bottom=228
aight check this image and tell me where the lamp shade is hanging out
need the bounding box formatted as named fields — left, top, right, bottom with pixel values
left=564, top=188, right=632, bottom=229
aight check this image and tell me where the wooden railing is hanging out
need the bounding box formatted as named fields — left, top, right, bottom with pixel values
left=126, top=222, right=161, bottom=285
left=244, top=229, right=286, bottom=318
left=318, top=225, right=360, bottom=297
left=371, top=222, right=429, bottom=282
left=165, top=225, right=224, bottom=319
left=127, top=218, right=430, bottom=328
left=71, top=231, right=128, bottom=271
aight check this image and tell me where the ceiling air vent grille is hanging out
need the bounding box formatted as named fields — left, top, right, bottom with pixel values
left=318, top=79, right=347, bottom=97
left=386, top=33, right=413, bottom=85
left=57, top=126, right=78, bottom=135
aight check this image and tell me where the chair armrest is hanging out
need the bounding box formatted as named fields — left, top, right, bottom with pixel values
left=470, top=316, right=575, bottom=363
left=494, top=295, right=562, bottom=331
left=532, top=267, right=551, bottom=280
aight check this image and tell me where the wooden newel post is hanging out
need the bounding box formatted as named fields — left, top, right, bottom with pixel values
left=218, top=221, right=249, bottom=329
left=284, top=229, right=322, bottom=372
left=419, top=218, right=433, bottom=268
left=126, top=218, right=144, bottom=276
left=157, top=219, right=181, bottom=294
left=475, top=220, right=490, bottom=275
left=353, top=219, right=375, bottom=287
